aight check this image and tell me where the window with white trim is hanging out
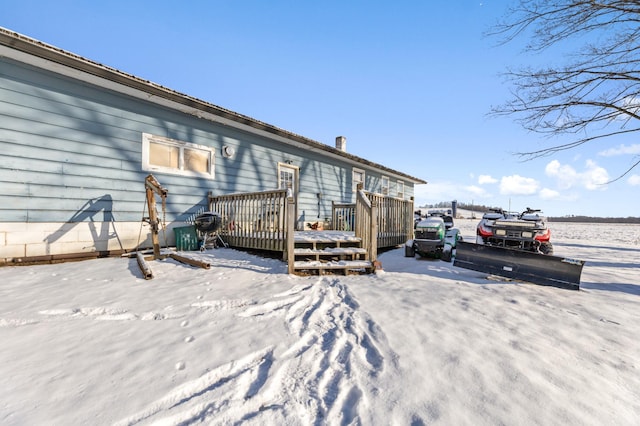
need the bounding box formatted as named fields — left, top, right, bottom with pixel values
left=278, top=163, right=298, bottom=195
left=142, top=133, right=214, bottom=177
left=353, top=168, right=365, bottom=192
left=381, top=176, right=389, bottom=195
left=396, top=180, right=405, bottom=199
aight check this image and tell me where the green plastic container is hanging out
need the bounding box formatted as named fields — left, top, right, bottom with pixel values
left=174, top=225, right=199, bottom=251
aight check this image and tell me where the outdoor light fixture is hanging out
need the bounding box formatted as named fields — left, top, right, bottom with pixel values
left=222, top=145, right=235, bottom=158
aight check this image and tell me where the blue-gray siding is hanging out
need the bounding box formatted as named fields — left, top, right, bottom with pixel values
left=1, top=56, right=413, bottom=226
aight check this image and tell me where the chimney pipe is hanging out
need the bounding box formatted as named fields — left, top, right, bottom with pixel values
left=335, top=136, right=346, bottom=152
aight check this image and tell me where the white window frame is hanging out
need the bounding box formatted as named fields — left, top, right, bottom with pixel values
left=353, top=168, right=365, bottom=192
left=278, top=162, right=299, bottom=195
left=381, top=176, right=389, bottom=195
left=396, top=180, right=405, bottom=199
left=142, top=133, right=214, bottom=178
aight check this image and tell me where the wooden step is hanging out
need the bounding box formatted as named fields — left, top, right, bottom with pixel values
left=294, top=231, right=362, bottom=250
left=290, top=231, right=373, bottom=275
left=293, top=259, right=373, bottom=275
left=293, top=247, right=367, bottom=262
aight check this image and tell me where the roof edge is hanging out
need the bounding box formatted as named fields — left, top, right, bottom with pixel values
left=0, top=27, right=427, bottom=185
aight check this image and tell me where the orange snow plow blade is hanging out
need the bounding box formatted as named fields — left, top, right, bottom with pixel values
left=454, top=241, right=584, bottom=290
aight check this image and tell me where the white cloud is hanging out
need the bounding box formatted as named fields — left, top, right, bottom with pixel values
left=413, top=181, right=491, bottom=207
left=598, top=144, right=640, bottom=157
left=539, top=188, right=560, bottom=199
left=465, top=185, right=490, bottom=197
left=478, top=174, right=498, bottom=185
left=628, top=174, right=640, bottom=186
left=583, top=160, right=610, bottom=190
left=545, top=160, right=578, bottom=189
left=499, top=175, right=539, bottom=195
left=545, top=159, right=609, bottom=190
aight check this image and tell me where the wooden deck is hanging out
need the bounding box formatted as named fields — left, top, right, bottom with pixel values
left=207, top=188, right=415, bottom=275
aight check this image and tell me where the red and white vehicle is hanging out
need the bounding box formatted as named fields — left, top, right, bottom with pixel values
left=475, top=208, right=553, bottom=255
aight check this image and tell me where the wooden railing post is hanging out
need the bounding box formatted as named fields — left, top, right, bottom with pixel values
left=331, top=201, right=336, bottom=230
left=355, top=188, right=377, bottom=262
left=286, top=196, right=296, bottom=273
left=370, top=200, right=378, bottom=262
left=407, top=197, right=415, bottom=240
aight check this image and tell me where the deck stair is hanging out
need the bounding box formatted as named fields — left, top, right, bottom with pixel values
left=292, top=231, right=373, bottom=275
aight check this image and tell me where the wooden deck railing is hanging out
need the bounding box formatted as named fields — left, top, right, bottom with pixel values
left=208, top=189, right=291, bottom=252
left=331, top=192, right=414, bottom=250
left=207, top=188, right=413, bottom=271
left=367, top=192, right=415, bottom=248
left=331, top=201, right=356, bottom=231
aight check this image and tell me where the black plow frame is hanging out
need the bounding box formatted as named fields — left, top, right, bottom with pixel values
left=454, top=241, right=585, bottom=290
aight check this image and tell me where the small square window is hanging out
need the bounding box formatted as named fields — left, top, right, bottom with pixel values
left=397, top=180, right=404, bottom=199
left=381, top=176, right=389, bottom=195
left=353, top=168, right=365, bottom=192
left=184, top=147, right=210, bottom=173
left=149, top=143, right=179, bottom=169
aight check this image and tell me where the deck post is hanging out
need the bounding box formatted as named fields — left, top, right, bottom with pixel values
left=370, top=200, right=378, bottom=263
left=286, top=196, right=296, bottom=273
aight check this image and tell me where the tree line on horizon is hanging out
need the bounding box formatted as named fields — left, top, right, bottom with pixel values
left=420, top=202, right=640, bottom=223
left=547, top=216, right=640, bottom=224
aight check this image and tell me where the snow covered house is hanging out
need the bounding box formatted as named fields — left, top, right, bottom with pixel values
left=0, top=27, right=425, bottom=265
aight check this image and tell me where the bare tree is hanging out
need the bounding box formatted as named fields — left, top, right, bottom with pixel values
left=491, top=0, right=640, bottom=180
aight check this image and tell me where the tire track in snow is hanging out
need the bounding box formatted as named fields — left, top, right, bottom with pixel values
left=114, top=346, right=275, bottom=426
left=251, top=277, right=397, bottom=424
left=115, top=278, right=398, bottom=425
left=36, top=307, right=185, bottom=321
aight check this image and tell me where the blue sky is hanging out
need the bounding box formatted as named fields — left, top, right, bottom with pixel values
left=4, top=0, right=640, bottom=217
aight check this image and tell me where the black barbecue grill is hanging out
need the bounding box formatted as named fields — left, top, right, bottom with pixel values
left=193, top=212, right=225, bottom=250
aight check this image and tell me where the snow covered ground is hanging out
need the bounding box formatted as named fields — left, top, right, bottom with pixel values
left=1, top=219, right=639, bottom=425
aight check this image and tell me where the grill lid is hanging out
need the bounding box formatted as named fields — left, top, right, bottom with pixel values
left=194, top=212, right=222, bottom=232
